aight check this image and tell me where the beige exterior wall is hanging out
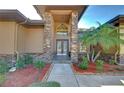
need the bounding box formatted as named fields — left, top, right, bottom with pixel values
left=0, top=21, right=44, bottom=55
left=17, top=25, right=26, bottom=53
left=24, top=28, right=44, bottom=53
left=0, top=21, right=16, bottom=54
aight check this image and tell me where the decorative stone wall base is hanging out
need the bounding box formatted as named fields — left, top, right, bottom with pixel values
left=34, top=52, right=52, bottom=63
left=119, top=54, right=124, bottom=64
left=0, top=54, right=16, bottom=68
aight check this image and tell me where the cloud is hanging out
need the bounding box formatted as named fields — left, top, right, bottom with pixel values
left=78, top=22, right=90, bottom=29
left=0, top=0, right=41, bottom=20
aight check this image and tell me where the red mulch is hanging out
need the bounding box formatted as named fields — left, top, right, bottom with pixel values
left=72, top=63, right=122, bottom=74
left=2, top=64, right=51, bottom=87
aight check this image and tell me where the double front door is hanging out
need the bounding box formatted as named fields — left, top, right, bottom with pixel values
left=56, top=40, right=68, bottom=55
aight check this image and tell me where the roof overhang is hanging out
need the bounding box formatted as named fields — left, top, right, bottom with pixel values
left=34, top=5, right=88, bottom=21
left=0, top=9, right=44, bottom=26
left=106, top=15, right=124, bottom=26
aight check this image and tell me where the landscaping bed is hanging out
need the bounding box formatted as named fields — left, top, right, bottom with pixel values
left=2, top=64, right=51, bottom=87
left=72, top=63, right=124, bottom=75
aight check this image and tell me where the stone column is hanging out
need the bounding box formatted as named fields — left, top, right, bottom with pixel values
left=40, top=12, right=53, bottom=63
left=119, top=27, right=124, bottom=64
left=71, top=11, right=79, bottom=63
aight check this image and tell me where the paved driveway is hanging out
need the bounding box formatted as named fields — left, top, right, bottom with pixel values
left=47, top=64, right=124, bottom=87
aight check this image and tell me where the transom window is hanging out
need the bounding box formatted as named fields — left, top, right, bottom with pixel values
left=56, top=23, right=68, bottom=36
left=56, top=31, right=68, bottom=35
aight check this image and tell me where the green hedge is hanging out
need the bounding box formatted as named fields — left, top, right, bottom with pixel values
left=30, top=81, right=61, bottom=87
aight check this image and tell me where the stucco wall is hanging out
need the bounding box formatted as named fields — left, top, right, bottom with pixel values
left=0, top=21, right=15, bottom=54
left=0, top=21, right=44, bottom=55
left=17, top=25, right=26, bottom=54
left=24, top=27, right=44, bottom=53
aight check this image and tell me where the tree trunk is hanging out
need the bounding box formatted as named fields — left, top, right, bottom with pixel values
left=115, top=50, right=119, bottom=63
left=92, top=51, right=102, bottom=62
left=87, top=52, right=90, bottom=62
left=86, top=47, right=90, bottom=62
left=91, top=49, right=95, bottom=62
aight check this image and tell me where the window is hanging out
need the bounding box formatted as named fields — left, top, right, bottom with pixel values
left=56, top=23, right=68, bottom=36
left=56, top=24, right=68, bottom=32
left=56, top=32, right=68, bottom=35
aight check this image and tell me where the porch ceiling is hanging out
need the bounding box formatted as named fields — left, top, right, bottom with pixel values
left=53, top=14, right=70, bottom=23
left=34, top=5, right=88, bottom=21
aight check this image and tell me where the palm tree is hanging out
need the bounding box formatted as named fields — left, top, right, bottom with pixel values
left=80, top=23, right=124, bottom=63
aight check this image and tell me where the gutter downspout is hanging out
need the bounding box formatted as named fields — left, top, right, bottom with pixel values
left=15, top=18, right=29, bottom=61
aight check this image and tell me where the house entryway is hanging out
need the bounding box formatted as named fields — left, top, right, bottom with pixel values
left=56, top=39, right=68, bottom=56
left=52, top=55, right=71, bottom=63
left=52, top=39, right=71, bottom=63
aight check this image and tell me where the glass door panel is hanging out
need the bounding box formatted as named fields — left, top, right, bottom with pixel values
left=56, top=40, right=68, bottom=55
left=63, top=41, right=68, bottom=55
left=57, top=41, right=62, bottom=55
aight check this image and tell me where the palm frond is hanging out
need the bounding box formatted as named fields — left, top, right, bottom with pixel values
left=80, top=22, right=123, bottom=51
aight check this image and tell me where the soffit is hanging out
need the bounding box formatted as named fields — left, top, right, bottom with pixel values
left=34, top=5, right=88, bottom=21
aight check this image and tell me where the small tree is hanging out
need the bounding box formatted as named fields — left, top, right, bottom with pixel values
left=80, top=23, right=124, bottom=63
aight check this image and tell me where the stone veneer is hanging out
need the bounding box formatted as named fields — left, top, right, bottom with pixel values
left=119, top=54, right=124, bottom=64
left=36, top=12, right=53, bottom=63
left=37, top=11, right=79, bottom=63
left=0, top=54, right=16, bottom=67
left=71, top=11, right=79, bottom=63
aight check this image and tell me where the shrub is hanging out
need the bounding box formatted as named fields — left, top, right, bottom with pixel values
left=33, top=60, right=45, bottom=70
left=16, top=54, right=33, bottom=69
left=23, top=54, right=33, bottom=65
left=0, top=59, right=9, bottom=74
left=115, top=67, right=124, bottom=71
left=0, top=74, right=6, bottom=86
left=109, top=60, right=117, bottom=65
left=30, top=81, right=61, bottom=87
left=96, top=60, right=104, bottom=72
left=79, top=56, right=89, bottom=70
left=16, top=56, right=25, bottom=69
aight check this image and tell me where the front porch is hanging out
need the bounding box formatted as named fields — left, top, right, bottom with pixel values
left=52, top=55, right=71, bottom=63
left=34, top=5, right=87, bottom=63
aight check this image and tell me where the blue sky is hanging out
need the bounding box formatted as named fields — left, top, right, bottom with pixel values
left=0, top=2, right=124, bottom=28
left=78, top=5, right=124, bottom=28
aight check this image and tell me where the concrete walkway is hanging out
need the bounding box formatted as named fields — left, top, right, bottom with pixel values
left=47, top=64, right=124, bottom=87
left=47, top=64, right=79, bottom=87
